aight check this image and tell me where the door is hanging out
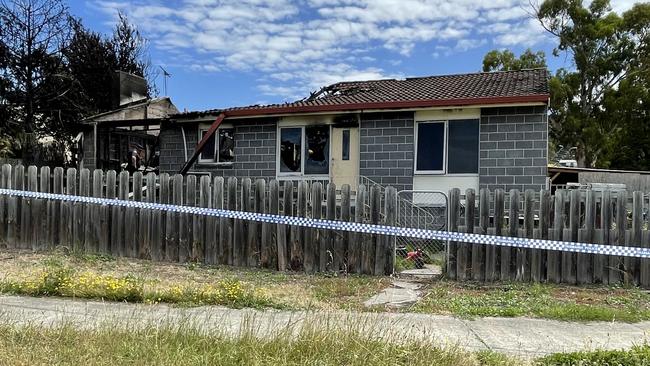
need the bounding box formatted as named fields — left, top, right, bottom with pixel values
left=330, top=127, right=359, bottom=189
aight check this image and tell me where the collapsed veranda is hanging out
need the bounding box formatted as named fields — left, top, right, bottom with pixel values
left=80, top=69, right=550, bottom=193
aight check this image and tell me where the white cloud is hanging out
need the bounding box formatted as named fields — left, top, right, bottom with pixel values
left=92, top=0, right=638, bottom=102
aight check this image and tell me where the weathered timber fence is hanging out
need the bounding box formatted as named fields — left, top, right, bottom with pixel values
left=0, top=164, right=396, bottom=275
left=448, top=187, right=650, bottom=287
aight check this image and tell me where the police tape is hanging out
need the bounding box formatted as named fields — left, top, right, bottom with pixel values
left=1, top=187, right=650, bottom=259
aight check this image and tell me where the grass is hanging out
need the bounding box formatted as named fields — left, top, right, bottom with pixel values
left=537, top=345, right=650, bottom=365
left=0, top=249, right=390, bottom=310
left=3, top=249, right=650, bottom=322
left=0, top=319, right=525, bottom=366
left=411, top=281, right=650, bottom=322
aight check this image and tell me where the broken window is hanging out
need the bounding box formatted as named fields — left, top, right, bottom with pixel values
left=280, top=127, right=302, bottom=173
left=279, top=126, right=330, bottom=175
left=199, top=127, right=235, bottom=163
left=304, top=126, right=329, bottom=175
left=218, top=128, right=235, bottom=163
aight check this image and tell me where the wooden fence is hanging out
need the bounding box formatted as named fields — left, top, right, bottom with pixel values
left=448, top=187, right=650, bottom=287
left=0, top=164, right=396, bottom=275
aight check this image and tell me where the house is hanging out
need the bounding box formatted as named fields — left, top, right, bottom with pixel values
left=79, top=72, right=179, bottom=172
left=158, top=69, right=549, bottom=194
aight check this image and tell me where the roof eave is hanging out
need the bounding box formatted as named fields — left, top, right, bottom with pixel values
left=221, top=94, right=549, bottom=118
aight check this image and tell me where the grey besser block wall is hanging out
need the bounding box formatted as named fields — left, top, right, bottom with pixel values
left=359, top=112, right=414, bottom=192
left=479, top=106, right=548, bottom=192
left=159, top=118, right=277, bottom=180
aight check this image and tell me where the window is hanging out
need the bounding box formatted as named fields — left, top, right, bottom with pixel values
left=198, top=127, right=235, bottom=163
left=279, top=126, right=330, bottom=175
left=342, top=129, right=350, bottom=161
left=415, top=119, right=479, bottom=175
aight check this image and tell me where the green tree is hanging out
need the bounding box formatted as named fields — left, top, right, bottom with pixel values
left=482, top=49, right=547, bottom=72
left=538, top=0, right=650, bottom=168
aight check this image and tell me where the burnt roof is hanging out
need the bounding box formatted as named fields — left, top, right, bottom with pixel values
left=175, top=68, right=549, bottom=119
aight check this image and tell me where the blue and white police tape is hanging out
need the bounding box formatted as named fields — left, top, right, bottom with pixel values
left=2, top=187, right=650, bottom=259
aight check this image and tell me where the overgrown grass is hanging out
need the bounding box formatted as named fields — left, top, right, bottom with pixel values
left=537, top=345, right=650, bottom=365
left=0, top=320, right=522, bottom=366
left=411, top=281, right=650, bottom=322
left=0, top=264, right=280, bottom=309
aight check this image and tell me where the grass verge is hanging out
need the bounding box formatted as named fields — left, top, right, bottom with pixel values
left=0, top=249, right=389, bottom=310
left=537, top=345, right=650, bottom=365
left=0, top=320, right=522, bottom=366
left=411, top=281, right=650, bottom=322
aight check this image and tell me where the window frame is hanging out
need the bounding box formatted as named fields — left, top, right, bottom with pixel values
left=277, top=125, right=331, bottom=178
left=414, top=120, right=447, bottom=175
left=414, top=119, right=479, bottom=176
left=197, top=124, right=235, bottom=165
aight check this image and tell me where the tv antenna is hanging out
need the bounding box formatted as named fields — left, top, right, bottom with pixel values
left=159, top=66, right=172, bottom=96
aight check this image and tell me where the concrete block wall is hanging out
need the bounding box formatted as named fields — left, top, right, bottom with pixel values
left=159, top=118, right=277, bottom=180
left=359, top=112, right=414, bottom=192
left=479, top=106, right=548, bottom=192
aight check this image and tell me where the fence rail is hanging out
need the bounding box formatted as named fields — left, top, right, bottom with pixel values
left=0, top=164, right=396, bottom=275
left=448, top=187, right=650, bottom=287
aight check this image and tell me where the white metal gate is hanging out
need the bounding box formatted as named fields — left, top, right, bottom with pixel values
left=395, top=190, right=448, bottom=273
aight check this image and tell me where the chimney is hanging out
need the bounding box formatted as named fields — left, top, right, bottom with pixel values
left=112, top=71, right=148, bottom=108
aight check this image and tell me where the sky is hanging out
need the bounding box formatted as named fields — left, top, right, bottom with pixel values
left=68, top=0, right=641, bottom=112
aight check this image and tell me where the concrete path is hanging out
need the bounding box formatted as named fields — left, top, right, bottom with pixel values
left=0, top=295, right=648, bottom=359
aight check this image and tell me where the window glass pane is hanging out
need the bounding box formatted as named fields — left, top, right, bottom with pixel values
left=416, top=123, right=444, bottom=171
left=218, top=128, right=235, bottom=163
left=305, top=126, right=329, bottom=175
left=280, top=128, right=302, bottom=172
left=448, top=119, right=479, bottom=174
left=342, top=129, right=350, bottom=161
left=199, top=130, right=216, bottom=161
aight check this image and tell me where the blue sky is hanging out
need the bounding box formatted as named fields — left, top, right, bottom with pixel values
left=68, top=0, right=639, bottom=112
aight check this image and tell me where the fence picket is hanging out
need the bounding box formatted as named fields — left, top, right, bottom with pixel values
left=340, top=184, right=351, bottom=273
left=490, top=189, right=504, bottom=281
left=518, top=189, right=534, bottom=282
left=448, top=188, right=460, bottom=280
left=306, top=182, right=321, bottom=273
left=503, top=189, right=519, bottom=281
left=578, top=190, right=595, bottom=284
left=36, top=166, right=50, bottom=250
left=536, top=189, right=551, bottom=282
left=350, top=184, right=366, bottom=274
left=226, top=177, right=237, bottom=265
left=475, top=188, right=488, bottom=281
left=612, top=190, right=627, bottom=284
left=326, top=183, right=336, bottom=272
left=269, top=179, right=281, bottom=270
left=210, top=177, right=224, bottom=265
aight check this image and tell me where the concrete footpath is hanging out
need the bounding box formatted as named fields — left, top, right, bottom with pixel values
left=0, top=295, right=648, bottom=359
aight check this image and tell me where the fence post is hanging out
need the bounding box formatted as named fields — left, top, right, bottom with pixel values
left=536, top=189, right=551, bottom=282
left=86, top=169, right=102, bottom=254
left=115, top=171, right=129, bottom=257
left=503, top=189, right=519, bottom=281
left=150, top=173, right=163, bottom=261
left=269, top=179, right=281, bottom=270
left=350, top=184, right=366, bottom=274
left=578, top=190, right=595, bottom=284
left=256, top=179, right=267, bottom=268
left=0, top=165, right=9, bottom=245
left=166, top=174, right=183, bottom=262
left=241, top=178, right=253, bottom=267
left=73, top=168, right=89, bottom=252
left=52, top=167, right=63, bottom=247
left=371, top=185, right=384, bottom=275
left=457, top=188, right=474, bottom=280
left=383, top=186, right=397, bottom=276
left=340, top=184, right=351, bottom=273
left=611, top=190, right=627, bottom=284
left=325, top=183, right=337, bottom=272
left=548, top=190, right=563, bottom=283
left=211, top=177, right=224, bottom=265
left=103, top=170, right=116, bottom=255
left=562, top=189, right=579, bottom=284
left=282, top=181, right=293, bottom=270
left=490, top=189, right=504, bottom=281
left=475, top=188, right=489, bottom=281
left=226, top=177, right=237, bottom=265
left=196, top=175, right=211, bottom=263
left=22, top=166, right=37, bottom=249
left=37, top=166, right=50, bottom=250
left=601, top=190, right=612, bottom=285
left=178, top=174, right=195, bottom=263
left=447, top=188, right=460, bottom=280
left=630, top=191, right=643, bottom=285
left=292, top=181, right=307, bottom=271
left=306, top=182, right=321, bottom=273
left=518, top=189, right=534, bottom=282
left=365, top=185, right=380, bottom=275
